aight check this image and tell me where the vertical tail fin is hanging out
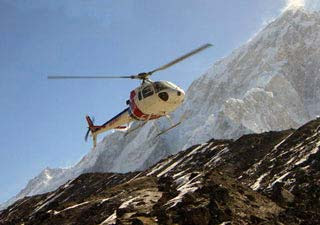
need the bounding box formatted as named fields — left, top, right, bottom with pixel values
left=86, top=115, right=94, bottom=128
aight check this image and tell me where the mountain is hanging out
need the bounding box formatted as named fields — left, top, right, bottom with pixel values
left=2, top=8, right=320, bottom=209
left=1, top=118, right=319, bottom=224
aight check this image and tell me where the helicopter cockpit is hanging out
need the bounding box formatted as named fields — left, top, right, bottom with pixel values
left=138, top=82, right=168, bottom=100
left=154, top=81, right=168, bottom=92
left=136, top=81, right=184, bottom=104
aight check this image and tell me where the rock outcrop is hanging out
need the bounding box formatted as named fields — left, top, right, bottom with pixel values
left=1, top=118, right=319, bottom=224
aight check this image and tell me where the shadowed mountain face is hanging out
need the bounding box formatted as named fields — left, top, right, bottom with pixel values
left=1, top=118, right=319, bottom=225
left=2, top=8, right=320, bottom=211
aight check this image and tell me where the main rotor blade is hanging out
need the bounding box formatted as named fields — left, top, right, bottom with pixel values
left=48, top=75, right=136, bottom=79
left=148, top=43, right=213, bottom=75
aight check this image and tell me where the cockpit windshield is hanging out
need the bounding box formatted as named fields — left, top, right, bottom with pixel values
left=142, top=86, right=154, bottom=98
left=153, top=82, right=168, bottom=93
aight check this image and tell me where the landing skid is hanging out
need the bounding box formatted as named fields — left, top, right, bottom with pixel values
left=155, top=113, right=187, bottom=137
left=155, top=121, right=182, bottom=137
left=123, top=113, right=186, bottom=138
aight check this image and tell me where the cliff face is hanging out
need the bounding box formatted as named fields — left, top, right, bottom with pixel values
left=1, top=118, right=319, bottom=225
left=2, top=8, right=320, bottom=210
left=175, top=8, right=320, bottom=146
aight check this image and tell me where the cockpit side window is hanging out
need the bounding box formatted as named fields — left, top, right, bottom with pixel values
left=153, top=82, right=167, bottom=93
left=142, top=86, right=154, bottom=98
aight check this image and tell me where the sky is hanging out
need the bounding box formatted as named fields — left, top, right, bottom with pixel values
left=0, top=0, right=315, bottom=203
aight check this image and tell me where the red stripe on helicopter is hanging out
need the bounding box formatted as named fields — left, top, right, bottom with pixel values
left=130, top=90, right=161, bottom=120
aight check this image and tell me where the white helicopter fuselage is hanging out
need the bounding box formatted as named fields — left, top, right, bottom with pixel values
left=89, top=80, right=185, bottom=139
left=129, top=80, right=185, bottom=120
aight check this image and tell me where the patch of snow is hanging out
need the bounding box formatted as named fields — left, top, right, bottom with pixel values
left=272, top=133, right=293, bottom=152
left=205, top=147, right=229, bottom=166
left=174, top=173, right=191, bottom=187
left=219, top=222, right=232, bottom=225
left=63, top=179, right=74, bottom=189
left=35, top=193, right=55, bottom=207
left=186, top=143, right=208, bottom=157
left=100, top=210, right=117, bottom=225
left=200, top=142, right=216, bottom=153
left=166, top=174, right=202, bottom=208
left=285, top=157, right=296, bottom=165
left=157, top=156, right=186, bottom=177
left=172, top=170, right=187, bottom=179
left=301, top=165, right=310, bottom=170
left=127, top=172, right=142, bottom=183
left=119, top=197, right=139, bottom=209
left=100, top=198, right=110, bottom=204
left=33, top=191, right=64, bottom=214
left=62, top=201, right=90, bottom=211
left=251, top=172, right=270, bottom=190
left=53, top=201, right=90, bottom=215
left=147, top=156, right=177, bottom=176
left=269, top=172, right=291, bottom=188
left=295, top=141, right=320, bottom=165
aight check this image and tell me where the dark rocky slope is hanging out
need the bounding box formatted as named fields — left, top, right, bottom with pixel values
left=1, top=118, right=319, bottom=225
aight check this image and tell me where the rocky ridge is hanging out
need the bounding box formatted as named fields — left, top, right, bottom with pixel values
left=1, top=118, right=319, bottom=224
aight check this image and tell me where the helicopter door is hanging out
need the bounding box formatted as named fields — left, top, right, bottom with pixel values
left=138, top=85, right=156, bottom=113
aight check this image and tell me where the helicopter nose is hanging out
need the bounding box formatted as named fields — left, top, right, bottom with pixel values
left=166, top=87, right=185, bottom=104
left=176, top=89, right=185, bottom=102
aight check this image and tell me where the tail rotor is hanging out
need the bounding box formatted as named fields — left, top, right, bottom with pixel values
left=85, top=116, right=95, bottom=142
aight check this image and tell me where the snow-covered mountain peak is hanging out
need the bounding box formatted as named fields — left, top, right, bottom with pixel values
left=166, top=8, right=320, bottom=153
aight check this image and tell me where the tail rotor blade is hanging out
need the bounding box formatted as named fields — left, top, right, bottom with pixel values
left=85, top=129, right=90, bottom=142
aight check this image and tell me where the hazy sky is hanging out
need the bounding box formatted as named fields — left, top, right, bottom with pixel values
left=0, top=0, right=303, bottom=203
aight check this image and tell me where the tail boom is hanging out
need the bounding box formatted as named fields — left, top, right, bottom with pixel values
left=85, top=108, right=134, bottom=147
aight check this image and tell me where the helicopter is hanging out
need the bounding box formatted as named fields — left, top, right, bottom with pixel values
left=48, top=43, right=212, bottom=147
